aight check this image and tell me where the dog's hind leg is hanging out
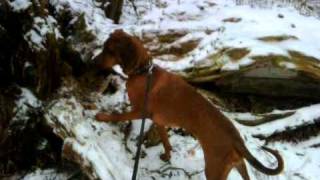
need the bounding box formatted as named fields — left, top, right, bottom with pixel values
left=235, top=160, right=250, bottom=180
left=155, top=124, right=172, bottom=161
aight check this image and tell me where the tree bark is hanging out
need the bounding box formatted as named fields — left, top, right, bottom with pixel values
left=105, top=0, right=124, bottom=24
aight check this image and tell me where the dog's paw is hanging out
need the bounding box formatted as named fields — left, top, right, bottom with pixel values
left=160, top=153, right=171, bottom=162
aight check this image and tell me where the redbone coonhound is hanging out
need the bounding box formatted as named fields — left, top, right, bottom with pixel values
left=95, top=29, right=284, bottom=180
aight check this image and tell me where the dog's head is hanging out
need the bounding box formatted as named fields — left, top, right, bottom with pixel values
left=96, top=29, right=151, bottom=75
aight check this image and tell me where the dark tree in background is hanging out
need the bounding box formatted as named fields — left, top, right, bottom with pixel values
left=106, top=0, right=124, bottom=24
left=97, top=0, right=124, bottom=24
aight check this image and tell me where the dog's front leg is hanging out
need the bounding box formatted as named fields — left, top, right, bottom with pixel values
left=156, top=124, right=172, bottom=161
left=95, top=110, right=141, bottom=122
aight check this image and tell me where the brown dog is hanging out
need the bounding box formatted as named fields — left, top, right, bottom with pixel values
left=95, top=29, right=284, bottom=180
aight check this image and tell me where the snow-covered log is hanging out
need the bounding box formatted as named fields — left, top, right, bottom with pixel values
left=45, top=97, right=133, bottom=180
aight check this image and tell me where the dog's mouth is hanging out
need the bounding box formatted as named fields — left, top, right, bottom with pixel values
left=111, top=65, right=128, bottom=79
left=96, top=65, right=128, bottom=80
left=94, top=53, right=116, bottom=70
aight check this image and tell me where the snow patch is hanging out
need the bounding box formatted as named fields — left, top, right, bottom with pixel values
left=13, top=88, right=41, bottom=123
left=24, top=16, right=62, bottom=51
left=9, top=0, right=31, bottom=12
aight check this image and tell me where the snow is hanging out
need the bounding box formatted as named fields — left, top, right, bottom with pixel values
left=40, top=0, right=320, bottom=180
left=98, top=74, right=130, bottom=113
left=120, top=0, right=320, bottom=72
left=21, top=168, right=69, bottom=180
left=50, top=0, right=117, bottom=45
left=46, top=96, right=133, bottom=179
left=8, top=0, right=32, bottom=12
left=13, top=88, right=41, bottom=123
left=5, top=168, right=70, bottom=180
left=24, top=16, right=62, bottom=51
left=45, top=0, right=320, bottom=68
left=249, top=104, right=320, bottom=136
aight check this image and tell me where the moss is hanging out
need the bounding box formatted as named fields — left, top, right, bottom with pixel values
left=207, top=48, right=228, bottom=64
left=168, top=40, right=199, bottom=57
left=288, top=50, right=320, bottom=80
left=258, top=35, right=298, bottom=42
left=289, top=50, right=320, bottom=65
left=225, top=48, right=250, bottom=61
left=157, top=32, right=187, bottom=44
left=153, top=40, right=199, bottom=58
left=251, top=54, right=291, bottom=66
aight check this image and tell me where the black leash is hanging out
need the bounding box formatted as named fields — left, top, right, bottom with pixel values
left=131, top=64, right=154, bottom=180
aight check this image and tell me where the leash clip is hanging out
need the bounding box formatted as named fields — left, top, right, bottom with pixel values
left=147, top=63, right=154, bottom=74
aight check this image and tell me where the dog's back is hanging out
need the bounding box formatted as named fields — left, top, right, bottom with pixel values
left=127, top=66, right=283, bottom=179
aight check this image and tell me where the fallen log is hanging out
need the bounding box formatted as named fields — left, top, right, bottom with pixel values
left=45, top=97, right=133, bottom=180
left=235, top=111, right=295, bottom=126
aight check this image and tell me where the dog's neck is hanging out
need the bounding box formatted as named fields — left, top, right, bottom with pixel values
left=128, top=63, right=154, bottom=76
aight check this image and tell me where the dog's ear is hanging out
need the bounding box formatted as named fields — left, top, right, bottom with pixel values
left=119, top=36, right=151, bottom=74
left=102, top=29, right=127, bottom=53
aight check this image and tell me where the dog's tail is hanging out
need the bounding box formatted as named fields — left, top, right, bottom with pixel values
left=236, top=143, right=284, bottom=175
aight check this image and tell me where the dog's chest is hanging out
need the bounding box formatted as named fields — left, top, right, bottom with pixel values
left=126, top=76, right=147, bottom=102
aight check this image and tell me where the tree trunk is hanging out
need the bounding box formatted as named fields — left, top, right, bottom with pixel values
left=105, top=0, right=124, bottom=24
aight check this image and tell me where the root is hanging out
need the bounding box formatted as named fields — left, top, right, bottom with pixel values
left=235, top=111, right=295, bottom=126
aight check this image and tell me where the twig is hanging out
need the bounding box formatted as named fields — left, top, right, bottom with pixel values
left=146, top=164, right=203, bottom=178
left=128, top=0, right=140, bottom=20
